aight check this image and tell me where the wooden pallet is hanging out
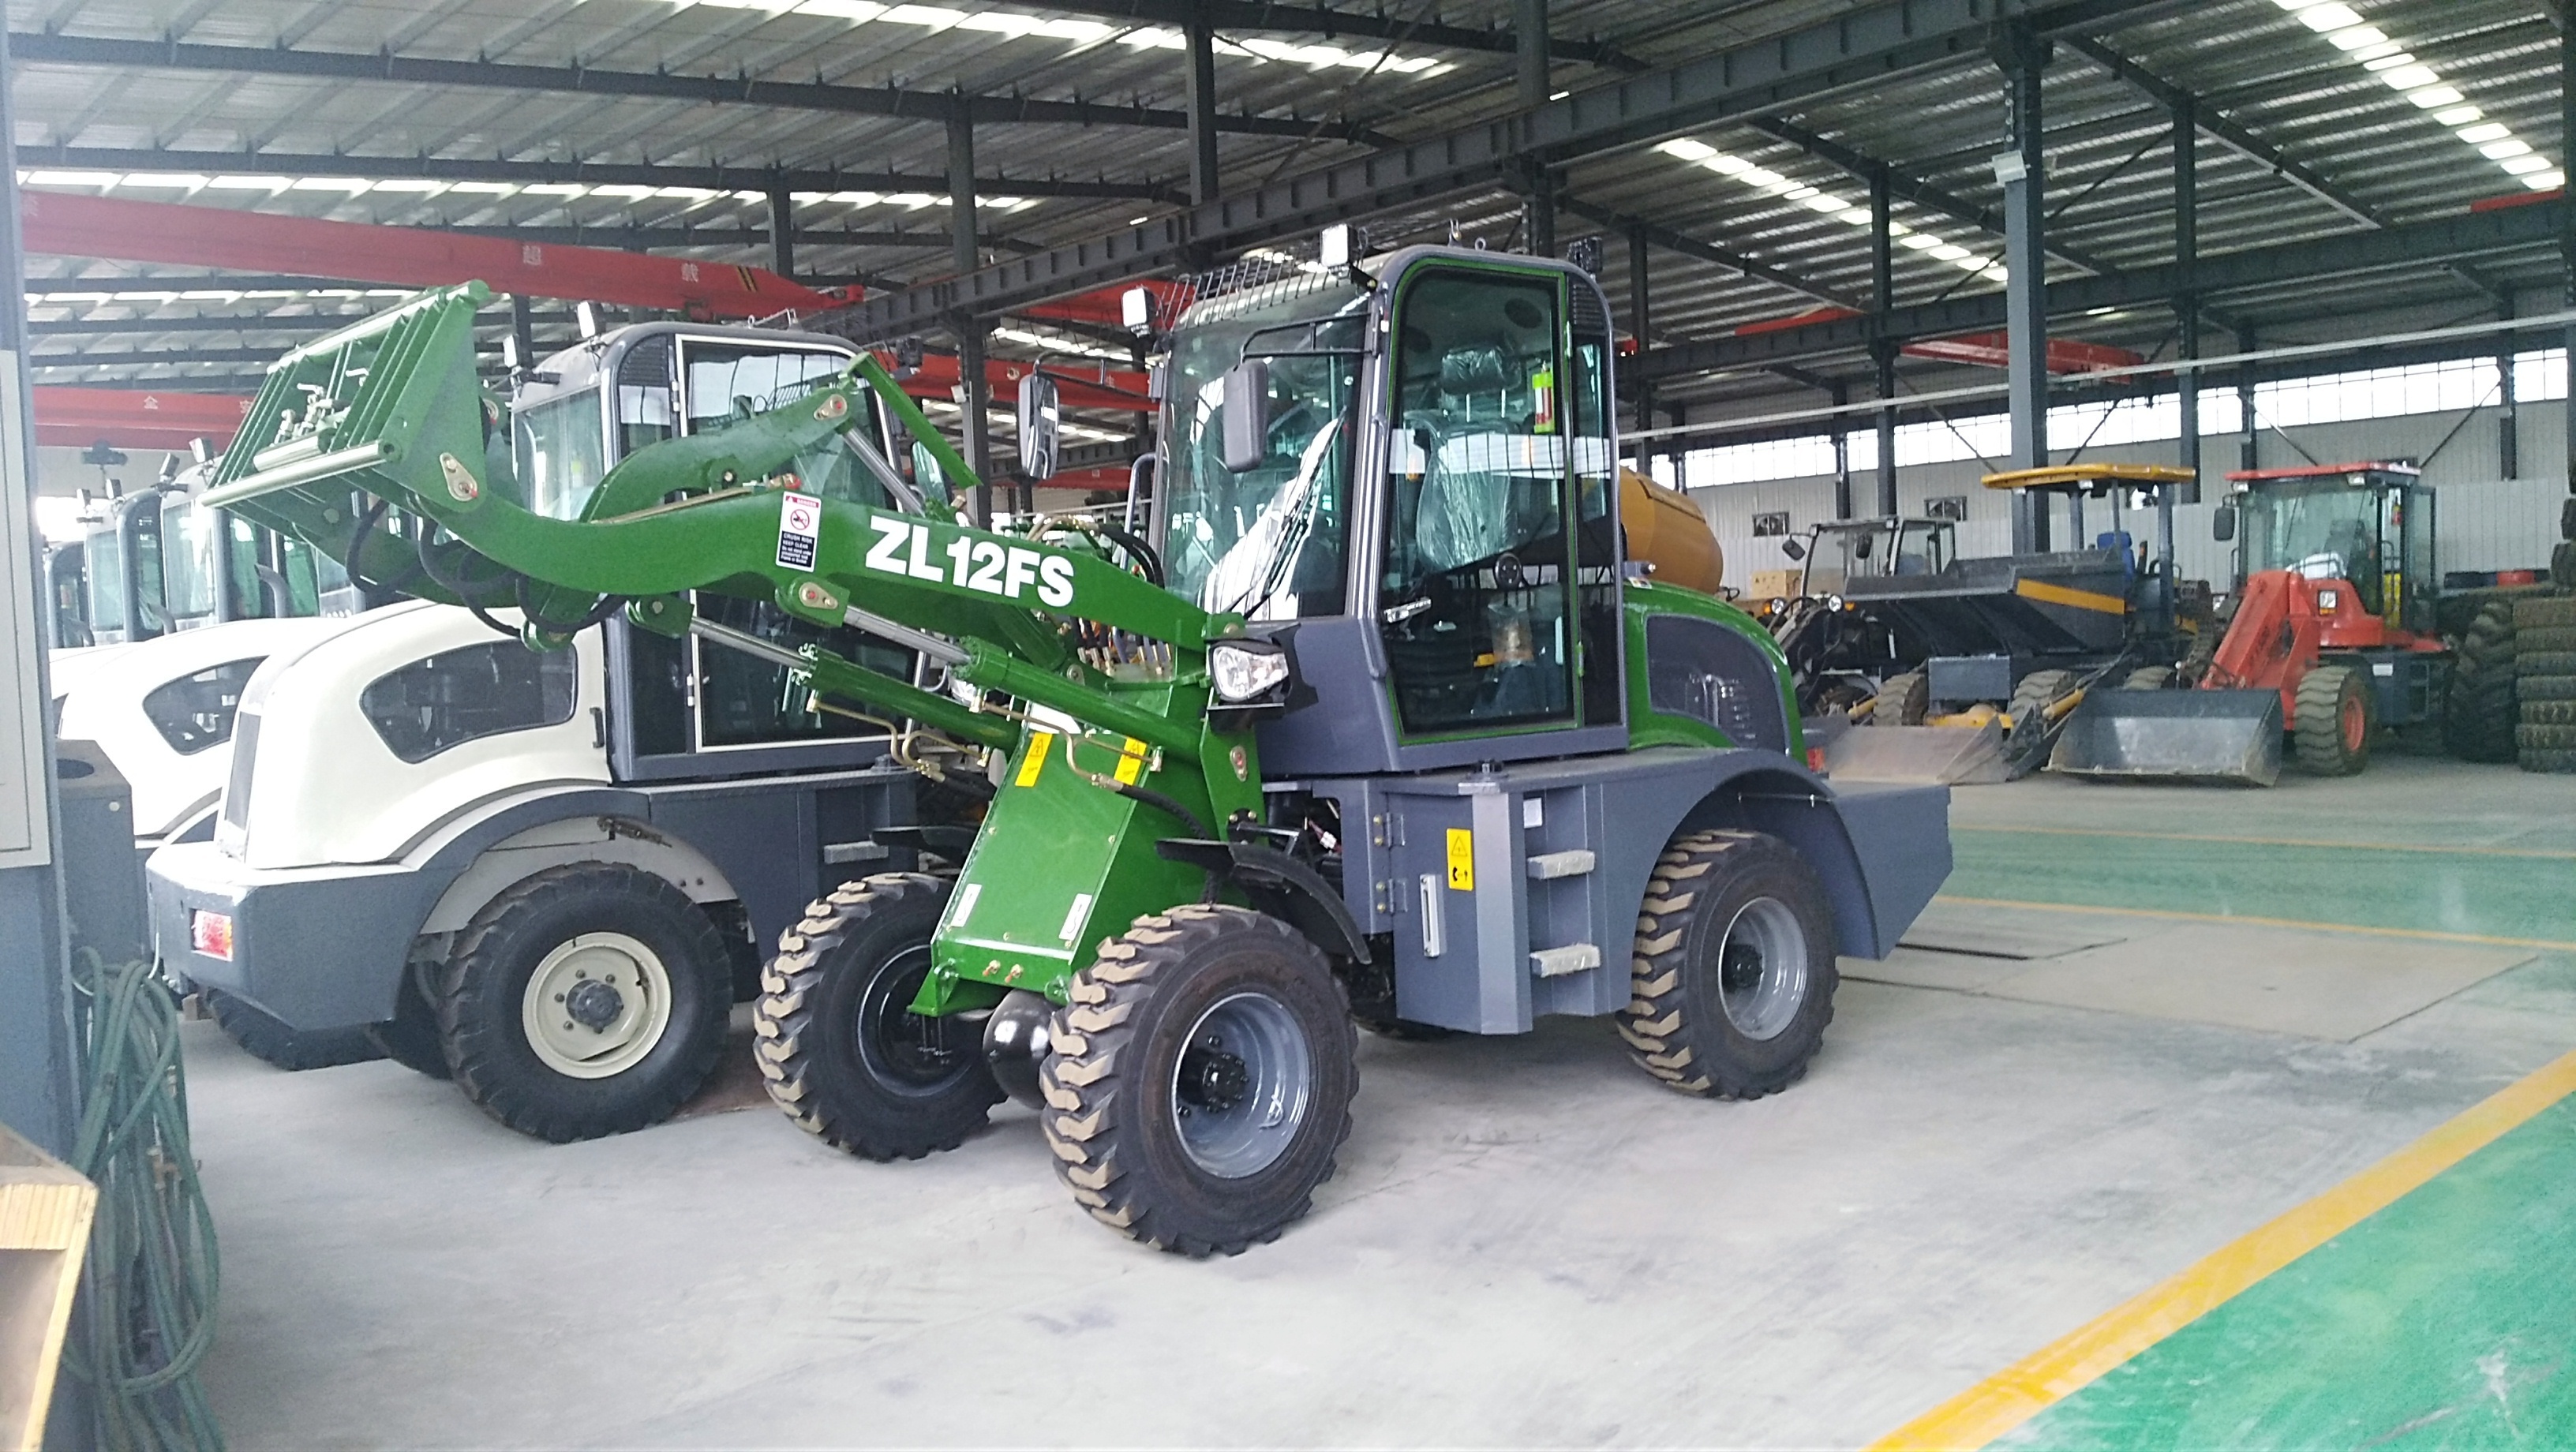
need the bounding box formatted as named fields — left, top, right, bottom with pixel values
left=0, top=1125, right=95, bottom=1452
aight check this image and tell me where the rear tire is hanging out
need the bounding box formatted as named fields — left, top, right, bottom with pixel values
left=433, top=863, right=733, bottom=1142
left=206, top=990, right=384, bottom=1071
left=1869, top=671, right=1928, bottom=726
left=363, top=964, right=451, bottom=1080
left=2447, top=598, right=2520, bottom=762
left=2514, top=596, right=2576, bottom=629
left=1039, top=905, right=1358, bottom=1257
left=2293, top=664, right=2373, bottom=776
left=2519, top=747, right=2576, bottom=773
left=1621, top=830, right=1837, bottom=1100
left=753, top=873, right=1002, bottom=1161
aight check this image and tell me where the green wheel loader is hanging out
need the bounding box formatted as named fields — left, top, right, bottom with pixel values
left=199, top=247, right=1951, bottom=1255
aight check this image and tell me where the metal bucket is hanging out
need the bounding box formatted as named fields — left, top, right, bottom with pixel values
left=2047, top=688, right=2285, bottom=788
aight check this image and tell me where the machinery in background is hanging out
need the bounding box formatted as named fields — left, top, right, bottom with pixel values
left=58, top=459, right=356, bottom=651
left=2052, top=461, right=2531, bottom=786
left=150, top=318, right=934, bottom=1137
left=161, top=249, right=1949, bottom=1256
left=1782, top=466, right=2201, bottom=785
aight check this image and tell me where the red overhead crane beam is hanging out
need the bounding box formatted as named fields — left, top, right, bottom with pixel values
left=32, top=386, right=251, bottom=449
left=20, top=190, right=841, bottom=318
left=1729, top=307, right=2145, bottom=375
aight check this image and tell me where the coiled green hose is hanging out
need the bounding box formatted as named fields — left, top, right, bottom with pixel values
left=64, top=950, right=223, bottom=1451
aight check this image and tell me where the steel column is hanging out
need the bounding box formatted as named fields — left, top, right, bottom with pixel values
left=1187, top=14, right=1222, bottom=206
left=2238, top=322, right=2260, bottom=474
left=1517, top=0, right=1551, bottom=108
left=766, top=183, right=796, bottom=279
left=1627, top=223, right=1653, bottom=451
left=1832, top=380, right=1853, bottom=518
left=2563, top=6, right=2574, bottom=503
left=2500, top=293, right=2519, bottom=479
left=949, top=111, right=994, bottom=522
left=1998, top=26, right=2051, bottom=550
left=2172, top=95, right=2198, bottom=500
left=510, top=291, right=536, bottom=371
left=1870, top=166, right=1898, bottom=518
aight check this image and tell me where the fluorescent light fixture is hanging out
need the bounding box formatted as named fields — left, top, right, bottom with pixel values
left=1781, top=185, right=1819, bottom=201
left=2361, top=51, right=2416, bottom=71
left=372, top=178, right=446, bottom=193
left=2433, top=106, right=2483, bottom=125
left=1838, top=208, right=1873, bottom=226
left=1800, top=193, right=1848, bottom=213
left=796, top=0, right=886, bottom=15
left=2455, top=123, right=2513, bottom=144
left=1930, top=243, right=1971, bottom=261
left=2500, top=154, right=2552, bottom=174
left=2527, top=170, right=2567, bottom=189
left=2480, top=139, right=2532, bottom=160
left=2406, top=86, right=2463, bottom=108
left=1548, top=89, right=1570, bottom=101
left=25, top=170, right=118, bottom=186
left=523, top=182, right=589, bottom=196
left=2326, top=25, right=2386, bottom=50
left=2376, top=65, right=2438, bottom=90
left=1128, top=215, right=1151, bottom=226
left=591, top=184, right=655, bottom=199
left=1949, top=253, right=1989, bottom=271
left=1655, top=138, right=1718, bottom=161
left=1735, top=167, right=1785, bottom=189
left=451, top=181, right=518, bottom=194
left=290, top=178, right=371, bottom=193
left=1702, top=154, right=1750, bottom=176
left=1901, top=234, right=1943, bottom=251
left=114, top=174, right=206, bottom=188
left=655, top=186, right=719, bottom=199
left=2296, top=3, right=2364, bottom=30
left=2349, top=42, right=2405, bottom=62
left=208, top=175, right=287, bottom=189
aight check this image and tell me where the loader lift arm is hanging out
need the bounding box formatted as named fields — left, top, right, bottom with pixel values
left=200, top=281, right=1271, bottom=1016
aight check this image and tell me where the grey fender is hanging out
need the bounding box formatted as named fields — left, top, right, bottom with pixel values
left=1673, top=757, right=1950, bottom=960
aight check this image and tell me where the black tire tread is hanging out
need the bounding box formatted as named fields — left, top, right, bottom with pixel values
left=2518, top=722, right=2576, bottom=751
left=2123, top=665, right=2175, bottom=690
left=2520, top=675, right=2576, bottom=703
left=753, top=872, right=995, bottom=1161
left=2520, top=747, right=2576, bottom=773
left=2294, top=665, right=2369, bottom=776
left=2512, top=595, right=2576, bottom=630
left=2522, top=699, right=2576, bottom=726
left=434, top=863, right=731, bottom=1143
left=2516, top=626, right=2576, bottom=654
left=1870, top=671, right=1928, bottom=726
left=205, top=989, right=384, bottom=1071
left=2448, top=598, right=2521, bottom=762
left=2518, top=650, right=2576, bottom=678
left=1038, top=904, right=1357, bottom=1258
left=1620, top=829, right=1837, bottom=1101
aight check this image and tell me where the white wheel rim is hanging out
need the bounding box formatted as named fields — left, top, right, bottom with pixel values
left=519, top=932, right=673, bottom=1079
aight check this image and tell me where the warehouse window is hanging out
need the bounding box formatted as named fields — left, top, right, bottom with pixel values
left=361, top=642, right=578, bottom=765
left=1665, top=349, right=2567, bottom=491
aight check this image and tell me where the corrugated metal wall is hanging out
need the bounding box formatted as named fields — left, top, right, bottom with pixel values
left=1690, top=402, right=2568, bottom=597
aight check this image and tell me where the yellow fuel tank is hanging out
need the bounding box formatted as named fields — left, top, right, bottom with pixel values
left=1620, top=468, right=1725, bottom=596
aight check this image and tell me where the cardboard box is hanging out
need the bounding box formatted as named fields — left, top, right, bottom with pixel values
left=1746, top=569, right=1799, bottom=601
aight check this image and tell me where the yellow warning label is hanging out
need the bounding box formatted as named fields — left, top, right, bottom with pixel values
left=1446, top=828, right=1474, bottom=891
left=1114, top=736, right=1148, bottom=785
left=1015, top=730, right=1055, bottom=788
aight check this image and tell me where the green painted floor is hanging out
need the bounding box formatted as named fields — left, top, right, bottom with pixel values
left=1943, top=826, right=2576, bottom=945
left=1992, top=1095, right=2576, bottom=1451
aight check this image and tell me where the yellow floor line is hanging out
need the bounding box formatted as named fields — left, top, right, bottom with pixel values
left=1953, top=823, right=2576, bottom=862
left=1934, top=894, right=2576, bottom=955
left=1869, top=1046, right=2576, bottom=1451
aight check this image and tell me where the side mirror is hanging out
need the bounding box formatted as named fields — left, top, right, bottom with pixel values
left=1220, top=359, right=1269, bottom=473
left=2212, top=503, right=2236, bottom=543
left=1780, top=538, right=1807, bottom=561
left=1016, top=372, right=1060, bottom=482
left=1854, top=533, right=1874, bottom=559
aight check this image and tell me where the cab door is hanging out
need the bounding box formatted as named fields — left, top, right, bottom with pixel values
left=1375, top=261, right=1622, bottom=743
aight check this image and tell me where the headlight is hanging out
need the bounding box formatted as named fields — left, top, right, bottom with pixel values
left=1208, top=639, right=1293, bottom=705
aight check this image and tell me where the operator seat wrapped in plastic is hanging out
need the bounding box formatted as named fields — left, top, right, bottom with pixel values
left=1412, top=345, right=1544, bottom=573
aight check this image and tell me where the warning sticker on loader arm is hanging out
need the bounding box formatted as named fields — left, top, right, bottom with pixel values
left=1446, top=828, right=1474, bottom=890
left=777, top=492, right=821, bottom=571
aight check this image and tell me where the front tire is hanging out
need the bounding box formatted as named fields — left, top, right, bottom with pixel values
left=2293, top=664, right=2373, bottom=776
left=364, top=962, right=451, bottom=1080
left=433, top=863, right=732, bottom=1142
left=754, top=874, right=1001, bottom=1160
left=1622, top=829, right=1838, bottom=1099
left=1039, top=906, right=1357, bottom=1257
left=205, top=989, right=384, bottom=1071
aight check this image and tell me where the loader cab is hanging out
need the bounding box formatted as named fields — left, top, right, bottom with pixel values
left=2224, top=462, right=2433, bottom=633
left=45, top=538, right=90, bottom=649
left=511, top=322, right=914, bottom=780
left=1789, top=518, right=1953, bottom=597
left=83, top=491, right=168, bottom=645
left=1155, top=245, right=1636, bottom=772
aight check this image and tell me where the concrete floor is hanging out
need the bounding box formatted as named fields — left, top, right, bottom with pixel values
left=183, top=756, right=2576, bottom=1448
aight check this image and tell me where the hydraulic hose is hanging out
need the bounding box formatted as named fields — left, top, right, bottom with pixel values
left=343, top=496, right=428, bottom=597
left=64, top=950, right=225, bottom=1451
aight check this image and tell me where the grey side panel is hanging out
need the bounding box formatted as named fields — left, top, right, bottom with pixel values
left=646, top=769, right=913, bottom=947
left=148, top=786, right=657, bottom=1028
left=1817, top=780, right=1951, bottom=957
left=1304, top=746, right=1950, bottom=1033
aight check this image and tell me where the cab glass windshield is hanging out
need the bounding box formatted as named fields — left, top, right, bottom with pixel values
left=159, top=497, right=220, bottom=624
left=513, top=390, right=608, bottom=521
left=2243, top=481, right=2380, bottom=578
left=1160, top=278, right=1368, bottom=620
